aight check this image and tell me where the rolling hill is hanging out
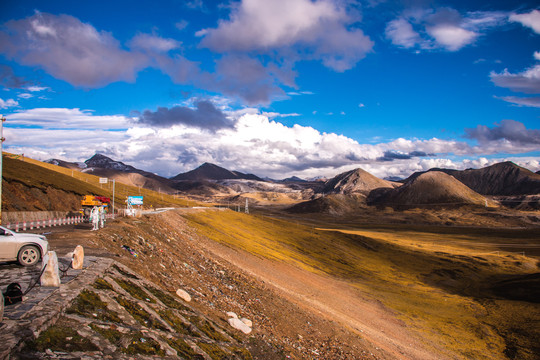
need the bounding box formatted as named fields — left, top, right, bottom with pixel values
left=370, top=171, right=493, bottom=209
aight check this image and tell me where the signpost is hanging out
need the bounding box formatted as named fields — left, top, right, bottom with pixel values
left=128, top=196, right=144, bottom=205
left=0, top=115, right=4, bottom=225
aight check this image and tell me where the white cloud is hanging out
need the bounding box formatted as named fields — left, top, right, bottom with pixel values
left=426, top=24, right=477, bottom=51
left=385, top=18, right=420, bottom=48
left=175, top=20, right=189, bottom=31
left=198, top=0, right=373, bottom=72
left=6, top=107, right=540, bottom=179
left=490, top=64, right=540, bottom=93
left=535, top=51, right=540, bottom=61
left=26, top=86, right=49, bottom=92
left=0, top=12, right=148, bottom=88
left=129, top=33, right=181, bottom=53
left=17, top=93, right=33, bottom=99
left=510, top=9, right=540, bottom=34
left=261, top=112, right=301, bottom=118
left=7, top=108, right=131, bottom=129
left=496, top=96, right=540, bottom=108
left=386, top=8, right=506, bottom=52
left=0, top=98, right=18, bottom=109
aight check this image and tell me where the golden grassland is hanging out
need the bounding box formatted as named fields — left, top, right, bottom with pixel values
left=2, top=153, right=200, bottom=209
left=184, top=209, right=540, bottom=360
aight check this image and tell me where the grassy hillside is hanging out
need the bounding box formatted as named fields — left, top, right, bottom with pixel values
left=184, top=209, right=540, bottom=360
left=2, top=153, right=200, bottom=211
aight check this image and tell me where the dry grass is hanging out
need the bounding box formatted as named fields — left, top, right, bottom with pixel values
left=3, top=153, right=200, bottom=210
left=185, top=209, right=540, bottom=360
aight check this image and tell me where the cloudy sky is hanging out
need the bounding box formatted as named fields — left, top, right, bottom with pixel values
left=0, top=0, right=539, bottom=180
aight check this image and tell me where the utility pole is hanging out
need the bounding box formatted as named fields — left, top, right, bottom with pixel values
left=112, top=179, right=115, bottom=217
left=245, top=198, right=249, bottom=214
left=0, top=115, right=5, bottom=225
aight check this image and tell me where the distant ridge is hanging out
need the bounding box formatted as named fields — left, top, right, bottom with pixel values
left=405, top=161, right=540, bottom=195
left=171, top=162, right=263, bottom=181
left=322, top=168, right=398, bottom=195
left=85, top=153, right=138, bottom=172
left=281, top=176, right=306, bottom=182
left=50, top=153, right=175, bottom=192
left=371, top=171, right=491, bottom=208
left=46, top=158, right=85, bottom=170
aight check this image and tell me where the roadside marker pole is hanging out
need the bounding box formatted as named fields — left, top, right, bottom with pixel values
left=0, top=115, right=5, bottom=226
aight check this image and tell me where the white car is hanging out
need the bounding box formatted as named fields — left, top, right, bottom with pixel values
left=0, top=226, right=49, bottom=266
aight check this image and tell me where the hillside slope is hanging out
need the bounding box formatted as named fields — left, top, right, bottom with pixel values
left=287, top=193, right=368, bottom=215
left=2, top=154, right=198, bottom=211
left=371, top=171, right=492, bottom=209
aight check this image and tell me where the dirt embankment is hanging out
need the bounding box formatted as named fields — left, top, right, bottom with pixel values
left=48, top=210, right=387, bottom=359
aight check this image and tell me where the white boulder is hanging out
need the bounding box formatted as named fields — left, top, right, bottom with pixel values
left=226, top=311, right=238, bottom=319
left=41, top=251, right=61, bottom=287
left=240, top=318, right=252, bottom=328
left=228, top=317, right=252, bottom=334
left=176, top=288, right=191, bottom=302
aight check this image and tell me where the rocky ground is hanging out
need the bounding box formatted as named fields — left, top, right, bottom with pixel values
left=34, top=209, right=388, bottom=359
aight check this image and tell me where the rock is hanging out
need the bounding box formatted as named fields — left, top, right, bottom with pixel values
left=228, top=317, right=252, bottom=334
left=41, top=251, right=61, bottom=287
left=226, top=311, right=238, bottom=319
left=72, top=245, right=84, bottom=270
left=240, top=318, right=252, bottom=328
left=175, top=289, right=191, bottom=302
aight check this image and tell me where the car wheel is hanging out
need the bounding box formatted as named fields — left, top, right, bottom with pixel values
left=17, top=245, right=41, bottom=266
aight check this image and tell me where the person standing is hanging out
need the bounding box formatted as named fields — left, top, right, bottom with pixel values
left=91, top=206, right=99, bottom=231
left=99, top=206, right=105, bottom=228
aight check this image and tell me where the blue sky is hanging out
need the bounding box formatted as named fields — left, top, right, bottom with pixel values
left=0, top=0, right=539, bottom=179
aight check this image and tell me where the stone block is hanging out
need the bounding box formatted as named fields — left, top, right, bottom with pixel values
left=40, top=251, right=61, bottom=287
left=72, top=245, right=84, bottom=270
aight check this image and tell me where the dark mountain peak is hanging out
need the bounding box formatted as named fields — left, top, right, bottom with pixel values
left=85, top=154, right=137, bottom=172
left=323, top=167, right=397, bottom=195
left=198, top=162, right=220, bottom=169
left=171, top=162, right=262, bottom=181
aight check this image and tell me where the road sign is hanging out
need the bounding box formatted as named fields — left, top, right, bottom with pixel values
left=99, top=177, right=108, bottom=184
left=128, top=196, right=143, bottom=205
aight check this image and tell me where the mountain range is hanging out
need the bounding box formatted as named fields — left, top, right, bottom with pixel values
left=46, top=154, right=540, bottom=210
left=404, top=161, right=540, bottom=196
